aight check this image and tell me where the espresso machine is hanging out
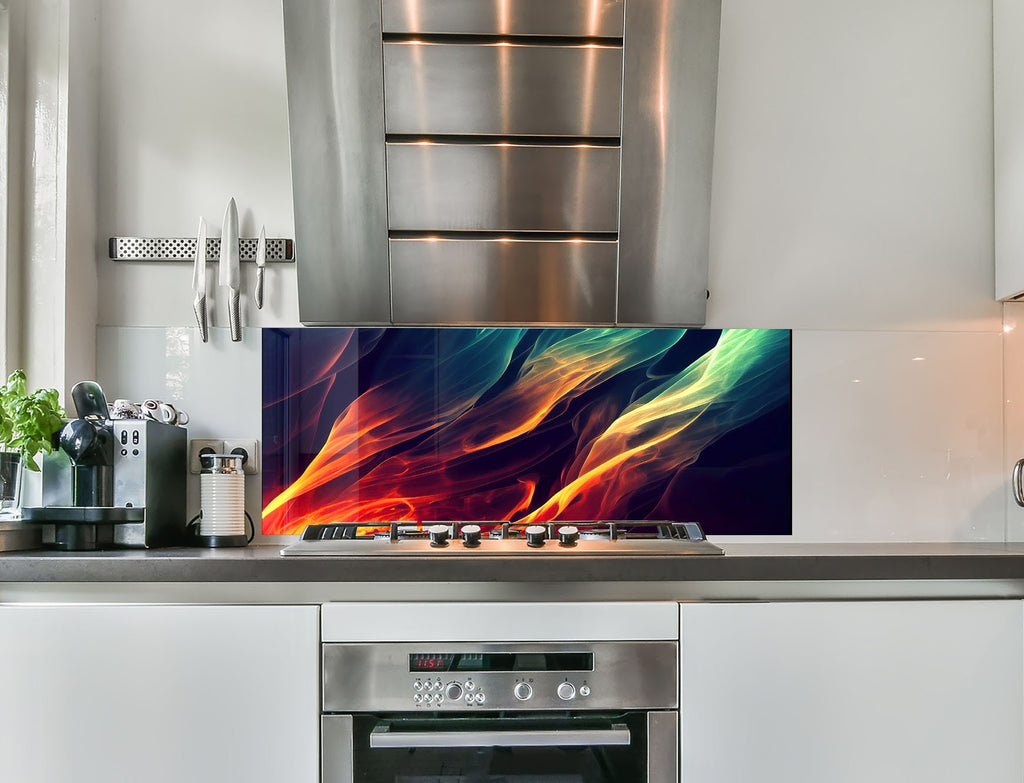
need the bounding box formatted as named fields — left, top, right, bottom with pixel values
left=22, top=381, right=187, bottom=550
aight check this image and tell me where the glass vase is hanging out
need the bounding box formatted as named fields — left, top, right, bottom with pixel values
left=0, top=451, right=23, bottom=518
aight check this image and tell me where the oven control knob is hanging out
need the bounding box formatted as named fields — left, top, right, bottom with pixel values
left=445, top=682, right=464, bottom=701
left=525, top=525, right=547, bottom=548
left=579, top=685, right=591, bottom=697
left=428, top=524, right=450, bottom=547
left=557, top=682, right=576, bottom=701
left=513, top=682, right=533, bottom=701
left=557, top=525, right=579, bottom=547
left=461, top=524, right=482, bottom=548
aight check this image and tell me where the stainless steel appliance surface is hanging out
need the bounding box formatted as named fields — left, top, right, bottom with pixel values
left=0, top=520, right=42, bottom=552
left=284, top=0, right=722, bottom=327
left=28, top=418, right=187, bottom=550
left=281, top=520, right=723, bottom=557
left=320, top=602, right=680, bottom=783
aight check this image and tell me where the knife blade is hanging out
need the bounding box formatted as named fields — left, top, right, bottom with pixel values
left=254, top=224, right=266, bottom=310
left=192, top=217, right=209, bottom=342
left=219, top=197, right=241, bottom=342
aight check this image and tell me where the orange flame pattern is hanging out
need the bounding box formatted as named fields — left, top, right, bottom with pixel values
left=261, top=328, right=790, bottom=535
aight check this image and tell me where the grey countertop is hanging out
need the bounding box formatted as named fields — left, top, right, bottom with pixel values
left=3, top=542, right=1024, bottom=584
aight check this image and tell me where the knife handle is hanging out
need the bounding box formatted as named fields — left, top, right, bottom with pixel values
left=193, top=294, right=209, bottom=343
left=255, top=267, right=265, bottom=310
left=228, top=289, right=241, bottom=342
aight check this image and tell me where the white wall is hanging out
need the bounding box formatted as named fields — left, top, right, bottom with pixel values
left=711, top=0, right=1003, bottom=542
left=96, top=0, right=297, bottom=328
left=91, top=0, right=1004, bottom=542
left=708, top=0, right=996, bottom=333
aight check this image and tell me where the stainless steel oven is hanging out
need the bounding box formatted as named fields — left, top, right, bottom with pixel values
left=321, top=641, right=678, bottom=782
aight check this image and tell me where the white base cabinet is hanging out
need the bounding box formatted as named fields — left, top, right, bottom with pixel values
left=680, top=601, right=1023, bottom=783
left=0, top=604, right=319, bottom=783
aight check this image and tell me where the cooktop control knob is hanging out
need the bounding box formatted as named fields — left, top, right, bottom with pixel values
left=557, top=525, right=579, bottom=547
left=557, top=682, right=576, bottom=701
left=428, top=524, right=450, bottom=547
left=461, top=524, right=482, bottom=548
left=513, top=682, right=533, bottom=701
left=525, top=525, right=547, bottom=548
left=445, top=682, right=464, bottom=702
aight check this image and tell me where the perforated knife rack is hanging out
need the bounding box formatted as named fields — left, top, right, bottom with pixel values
left=108, top=237, right=294, bottom=263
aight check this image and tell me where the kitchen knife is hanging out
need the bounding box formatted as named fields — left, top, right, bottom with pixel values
left=192, top=217, right=209, bottom=342
left=219, top=197, right=241, bottom=342
left=254, top=224, right=266, bottom=310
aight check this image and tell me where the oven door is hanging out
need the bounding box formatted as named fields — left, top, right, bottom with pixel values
left=323, top=711, right=677, bottom=783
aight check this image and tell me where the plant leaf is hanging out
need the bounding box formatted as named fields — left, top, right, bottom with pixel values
left=0, top=370, right=65, bottom=471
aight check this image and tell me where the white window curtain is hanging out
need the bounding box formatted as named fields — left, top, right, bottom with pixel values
left=0, top=0, right=13, bottom=380
left=0, top=0, right=99, bottom=401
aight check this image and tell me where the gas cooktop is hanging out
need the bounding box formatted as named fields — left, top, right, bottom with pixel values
left=279, top=521, right=723, bottom=557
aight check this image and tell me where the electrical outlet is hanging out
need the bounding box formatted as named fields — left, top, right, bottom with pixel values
left=189, top=439, right=224, bottom=474
left=223, top=438, right=260, bottom=475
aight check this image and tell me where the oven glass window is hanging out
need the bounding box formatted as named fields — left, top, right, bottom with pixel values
left=350, top=713, right=648, bottom=783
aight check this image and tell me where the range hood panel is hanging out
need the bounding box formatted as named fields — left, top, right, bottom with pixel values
left=390, top=239, right=618, bottom=324
left=383, top=42, right=624, bottom=137
left=283, top=0, right=391, bottom=325
left=284, top=0, right=720, bottom=327
left=386, top=143, right=622, bottom=233
left=618, top=0, right=721, bottom=325
left=381, top=0, right=626, bottom=37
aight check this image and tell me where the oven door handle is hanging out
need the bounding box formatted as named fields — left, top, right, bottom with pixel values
left=369, top=723, right=632, bottom=749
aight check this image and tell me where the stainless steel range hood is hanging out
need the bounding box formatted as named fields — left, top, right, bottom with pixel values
left=283, top=0, right=721, bottom=326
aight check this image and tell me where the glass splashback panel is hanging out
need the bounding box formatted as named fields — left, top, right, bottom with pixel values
left=262, top=328, right=791, bottom=535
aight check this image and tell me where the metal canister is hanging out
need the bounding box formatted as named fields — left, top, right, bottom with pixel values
left=198, top=453, right=247, bottom=546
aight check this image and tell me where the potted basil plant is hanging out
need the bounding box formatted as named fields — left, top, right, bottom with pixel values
left=0, top=370, right=65, bottom=516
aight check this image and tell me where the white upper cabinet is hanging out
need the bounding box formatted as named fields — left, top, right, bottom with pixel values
left=996, top=0, right=1024, bottom=300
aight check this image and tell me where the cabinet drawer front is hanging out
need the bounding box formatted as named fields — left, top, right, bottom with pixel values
left=390, top=238, right=617, bottom=323
left=386, top=143, right=621, bottom=232
left=384, top=42, right=623, bottom=137
left=382, top=0, right=625, bottom=37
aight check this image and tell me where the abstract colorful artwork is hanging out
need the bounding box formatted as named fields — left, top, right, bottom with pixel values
left=262, top=328, right=792, bottom=536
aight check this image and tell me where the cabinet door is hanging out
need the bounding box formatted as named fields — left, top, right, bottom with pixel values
left=680, top=601, right=1023, bottom=783
left=0, top=604, right=319, bottom=783
left=996, top=0, right=1024, bottom=299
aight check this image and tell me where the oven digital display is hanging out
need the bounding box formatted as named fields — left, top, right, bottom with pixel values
left=409, top=652, right=594, bottom=673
